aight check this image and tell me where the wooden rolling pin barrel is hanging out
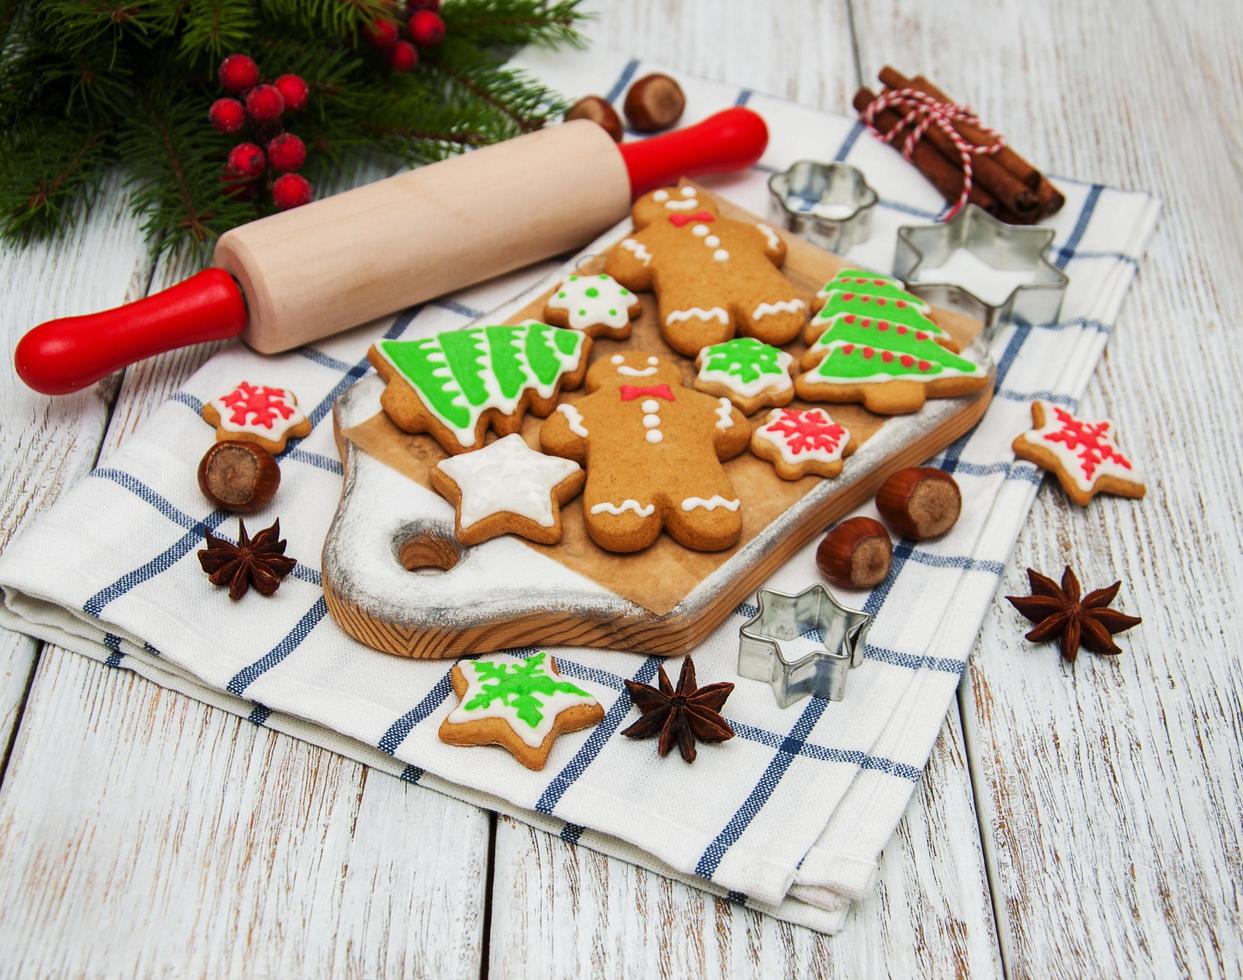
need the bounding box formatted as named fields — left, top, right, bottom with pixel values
left=15, top=108, right=769, bottom=395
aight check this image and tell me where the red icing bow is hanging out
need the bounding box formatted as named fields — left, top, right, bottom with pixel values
left=620, top=383, right=675, bottom=402
left=668, top=210, right=715, bottom=227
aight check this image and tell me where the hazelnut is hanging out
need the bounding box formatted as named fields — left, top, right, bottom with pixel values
left=623, top=73, right=686, bottom=133
left=876, top=467, right=961, bottom=541
left=198, top=440, right=280, bottom=513
left=565, top=95, right=624, bottom=142
left=816, top=517, right=892, bottom=590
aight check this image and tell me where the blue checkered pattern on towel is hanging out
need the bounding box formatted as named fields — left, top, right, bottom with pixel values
left=0, top=47, right=1159, bottom=936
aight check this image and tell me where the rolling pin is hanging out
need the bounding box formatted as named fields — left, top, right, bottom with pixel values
left=16, top=107, right=768, bottom=395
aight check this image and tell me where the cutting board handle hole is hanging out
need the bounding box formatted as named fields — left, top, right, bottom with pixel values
left=397, top=533, right=461, bottom=575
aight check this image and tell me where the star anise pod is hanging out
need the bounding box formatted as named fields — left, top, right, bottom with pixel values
left=197, top=518, right=297, bottom=601
left=1006, top=565, right=1141, bottom=662
left=622, top=658, right=734, bottom=763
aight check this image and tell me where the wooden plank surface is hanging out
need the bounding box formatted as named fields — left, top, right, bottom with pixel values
left=853, top=0, right=1243, bottom=976
left=0, top=0, right=1238, bottom=974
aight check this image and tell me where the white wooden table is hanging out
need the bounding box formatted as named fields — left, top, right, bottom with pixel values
left=1, top=1, right=1240, bottom=975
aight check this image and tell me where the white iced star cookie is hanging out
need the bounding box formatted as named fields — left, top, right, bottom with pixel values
left=542, top=272, right=643, bottom=340
left=439, top=651, right=604, bottom=771
left=429, top=433, right=585, bottom=545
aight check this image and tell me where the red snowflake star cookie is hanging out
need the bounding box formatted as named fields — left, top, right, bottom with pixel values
left=750, top=406, right=856, bottom=480
left=1012, top=401, right=1145, bottom=506
left=202, top=381, right=312, bottom=454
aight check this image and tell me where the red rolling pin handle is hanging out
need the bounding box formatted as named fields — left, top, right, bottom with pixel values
left=15, top=107, right=768, bottom=396
left=618, top=107, right=768, bottom=196
left=15, top=269, right=247, bottom=395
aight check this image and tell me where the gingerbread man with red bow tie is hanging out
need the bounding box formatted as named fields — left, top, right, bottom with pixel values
left=540, top=351, right=749, bottom=553
left=603, top=185, right=810, bottom=356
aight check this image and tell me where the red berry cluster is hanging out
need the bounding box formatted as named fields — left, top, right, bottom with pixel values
left=210, top=53, right=313, bottom=211
left=364, top=0, right=446, bottom=73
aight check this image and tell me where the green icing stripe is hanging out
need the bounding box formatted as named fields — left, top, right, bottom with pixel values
left=812, top=314, right=957, bottom=359
left=485, top=325, right=527, bottom=399
left=808, top=333, right=982, bottom=383
left=814, top=292, right=943, bottom=334
left=376, top=337, right=472, bottom=432
left=817, top=269, right=932, bottom=311
left=438, top=329, right=490, bottom=407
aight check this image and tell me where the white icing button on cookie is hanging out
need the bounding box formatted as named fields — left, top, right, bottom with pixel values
left=646, top=430, right=664, bottom=444
left=641, top=398, right=660, bottom=413
left=643, top=414, right=661, bottom=428
left=713, top=249, right=730, bottom=262
left=693, top=224, right=709, bottom=237
left=705, top=235, right=720, bottom=247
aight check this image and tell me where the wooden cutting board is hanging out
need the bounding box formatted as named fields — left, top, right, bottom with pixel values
left=322, top=186, right=993, bottom=658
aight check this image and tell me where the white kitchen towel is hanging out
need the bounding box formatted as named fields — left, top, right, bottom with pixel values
left=0, top=47, right=1159, bottom=935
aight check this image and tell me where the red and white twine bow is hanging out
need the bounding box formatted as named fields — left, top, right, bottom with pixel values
left=862, top=88, right=1005, bottom=220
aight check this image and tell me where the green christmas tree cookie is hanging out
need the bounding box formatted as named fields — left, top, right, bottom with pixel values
left=368, top=322, right=591, bottom=454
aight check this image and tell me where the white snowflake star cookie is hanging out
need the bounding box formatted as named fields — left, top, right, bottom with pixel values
left=439, top=651, right=604, bottom=770
left=429, top=433, right=585, bottom=545
left=750, top=407, right=855, bottom=480
left=1012, top=401, right=1145, bottom=506
left=543, top=272, right=643, bottom=340
left=201, top=381, right=312, bottom=453
left=693, top=336, right=797, bottom=414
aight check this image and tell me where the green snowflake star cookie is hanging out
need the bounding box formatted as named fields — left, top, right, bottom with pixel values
left=693, top=336, right=796, bottom=415
left=439, top=651, right=605, bottom=770
left=543, top=272, right=643, bottom=340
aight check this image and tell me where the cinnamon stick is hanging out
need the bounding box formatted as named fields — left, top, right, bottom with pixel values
left=852, top=87, right=1005, bottom=218
left=878, top=68, right=1041, bottom=222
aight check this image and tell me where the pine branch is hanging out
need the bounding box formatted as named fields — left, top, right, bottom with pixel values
left=0, top=116, right=111, bottom=240
left=119, top=90, right=254, bottom=258
left=32, top=0, right=178, bottom=54
left=179, top=0, right=257, bottom=61
left=257, top=0, right=391, bottom=41
left=442, top=0, right=587, bottom=49
left=427, top=37, right=567, bottom=136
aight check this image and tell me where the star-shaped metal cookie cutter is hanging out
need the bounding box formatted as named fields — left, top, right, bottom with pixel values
left=767, top=160, right=879, bottom=252
left=737, top=585, right=872, bottom=707
left=893, top=204, right=1068, bottom=332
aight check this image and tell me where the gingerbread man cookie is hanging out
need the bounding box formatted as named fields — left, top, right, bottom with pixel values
left=202, top=381, right=311, bottom=454
left=1012, top=401, right=1145, bottom=506
left=368, top=322, right=591, bottom=454
left=539, top=351, right=749, bottom=553
left=542, top=272, right=642, bottom=340
left=603, top=185, right=808, bottom=356
left=429, top=434, right=584, bottom=546
left=439, top=651, right=604, bottom=771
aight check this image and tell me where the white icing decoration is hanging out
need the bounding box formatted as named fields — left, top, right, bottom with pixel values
left=646, top=356, right=658, bottom=365
left=446, top=653, right=599, bottom=748
left=610, top=354, right=624, bottom=364
left=664, top=198, right=700, bottom=211
left=753, top=298, right=806, bottom=319
left=666, top=307, right=728, bottom=326
left=642, top=414, right=661, bottom=428
left=546, top=273, right=634, bottom=331
left=713, top=249, right=730, bottom=262
left=646, top=430, right=663, bottom=444
left=754, top=408, right=851, bottom=465
left=714, top=397, right=733, bottom=430
left=1017, top=401, right=1138, bottom=493
left=617, top=363, right=658, bottom=377
left=590, top=500, right=655, bottom=518
left=692, top=224, right=709, bottom=237
left=209, top=382, right=306, bottom=439
left=681, top=495, right=740, bottom=512
left=556, top=402, right=588, bottom=437
left=756, top=222, right=780, bottom=251
left=434, top=434, right=580, bottom=529
left=681, top=186, right=696, bottom=196
left=705, top=235, right=720, bottom=247
left=653, top=190, right=669, bottom=202
left=620, top=238, right=652, bottom=265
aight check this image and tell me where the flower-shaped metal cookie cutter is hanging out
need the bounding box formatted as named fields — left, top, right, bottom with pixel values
left=738, top=585, right=872, bottom=707
left=893, top=203, right=1069, bottom=332
left=768, top=160, right=879, bottom=252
